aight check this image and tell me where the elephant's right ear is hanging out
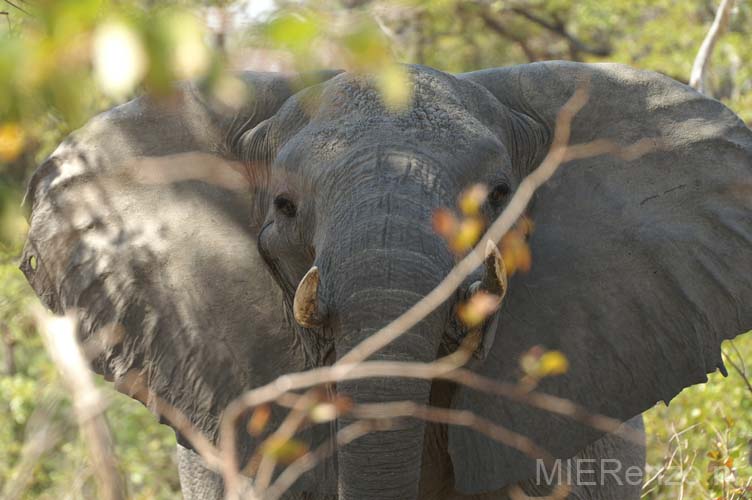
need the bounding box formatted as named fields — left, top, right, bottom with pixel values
left=451, top=62, right=752, bottom=493
left=19, top=71, right=338, bottom=492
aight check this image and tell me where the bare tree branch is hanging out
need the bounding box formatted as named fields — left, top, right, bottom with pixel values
left=508, top=7, right=611, bottom=59
left=3, top=0, right=30, bottom=15
left=35, top=311, right=126, bottom=500
left=0, top=408, right=62, bottom=500
left=351, top=401, right=554, bottom=461
left=722, top=344, right=752, bottom=396
left=264, top=420, right=397, bottom=500
left=475, top=6, right=540, bottom=62
left=690, top=0, right=737, bottom=94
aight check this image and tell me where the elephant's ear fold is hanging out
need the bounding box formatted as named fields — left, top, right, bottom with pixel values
left=18, top=71, right=338, bottom=491
left=451, top=62, right=752, bottom=493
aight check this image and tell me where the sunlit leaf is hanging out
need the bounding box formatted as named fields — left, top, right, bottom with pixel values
left=459, top=183, right=488, bottom=216
left=520, top=346, right=568, bottom=378
left=538, top=350, right=569, bottom=376
left=451, top=217, right=484, bottom=254
left=457, top=291, right=500, bottom=328
left=724, top=415, right=735, bottom=428
left=93, top=20, right=147, bottom=98
left=247, top=404, right=271, bottom=437
left=163, top=10, right=211, bottom=80
left=342, top=20, right=391, bottom=69
left=377, top=64, right=413, bottom=112
left=432, top=208, right=458, bottom=239
left=500, top=218, right=533, bottom=274
left=0, top=122, right=25, bottom=162
left=309, top=403, right=337, bottom=423
left=261, top=436, right=308, bottom=464
left=265, top=12, right=319, bottom=51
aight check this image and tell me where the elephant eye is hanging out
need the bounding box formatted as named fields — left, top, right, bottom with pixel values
left=274, top=195, right=297, bottom=218
left=488, top=183, right=511, bottom=208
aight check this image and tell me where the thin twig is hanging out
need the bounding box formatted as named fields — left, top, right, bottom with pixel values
left=350, top=401, right=554, bottom=461
left=722, top=347, right=752, bottom=396
left=3, top=0, right=30, bottom=15
left=114, top=368, right=223, bottom=471
left=253, top=390, right=321, bottom=493
left=220, top=357, right=646, bottom=498
left=689, top=0, right=736, bottom=94
left=0, top=410, right=62, bottom=500
left=264, top=420, right=397, bottom=500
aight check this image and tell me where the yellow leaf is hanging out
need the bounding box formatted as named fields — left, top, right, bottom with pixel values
left=520, top=346, right=568, bottom=378
left=163, top=10, right=210, bottom=80
left=261, top=437, right=308, bottom=464
left=377, top=65, right=413, bottom=112
left=500, top=218, right=534, bottom=275
left=539, top=351, right=569, bottom=376
left=266, top=12, right=319, bottom=51
left=451, top=217, right=485, bottom=254
left=457, top=291, right=500, bottom=328
left=0, top=123, right=25, bottom=162
left=459, top=184, right=489, bottom=216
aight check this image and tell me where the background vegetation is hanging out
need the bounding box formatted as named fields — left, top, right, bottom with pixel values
left=0, top=0, right=750, bottom=498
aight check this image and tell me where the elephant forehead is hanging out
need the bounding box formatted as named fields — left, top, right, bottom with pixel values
left=317, top=68, right=473, bottom=129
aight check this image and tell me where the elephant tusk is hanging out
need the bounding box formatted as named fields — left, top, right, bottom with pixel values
left=294, top=266, right=323, bottom=328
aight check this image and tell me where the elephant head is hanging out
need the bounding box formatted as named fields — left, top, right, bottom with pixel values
left=21, top=63, right=752, bottom=499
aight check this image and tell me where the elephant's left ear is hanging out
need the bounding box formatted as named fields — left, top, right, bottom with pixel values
left=451, top=62, right=752, bottom=493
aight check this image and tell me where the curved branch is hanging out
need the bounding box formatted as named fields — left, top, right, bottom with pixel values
left=509, top=7, right=612, bottom=59
left=689, top=0, right=736, bottom=95
left=476, top=7, right=540, bottom=62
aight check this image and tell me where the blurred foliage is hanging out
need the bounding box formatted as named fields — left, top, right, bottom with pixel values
left=644, top=339, right=752, bottom=499
left=0, top=245, right=180, bottom=499
left=0, top=0, right=750, bottom=498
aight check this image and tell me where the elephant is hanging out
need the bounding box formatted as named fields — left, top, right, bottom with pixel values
left=19, top=62, right=752, bottom=500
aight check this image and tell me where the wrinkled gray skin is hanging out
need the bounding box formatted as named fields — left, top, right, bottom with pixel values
left=20, top=63, right=752, bottom=500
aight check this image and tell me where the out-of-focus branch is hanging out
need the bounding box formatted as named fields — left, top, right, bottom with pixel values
left=508, top=7, right=611, bottom=59
left=690, top=0, right=736, bottom=94
left=0, top=409, right=62, bottom=500
left=252, top=390, right=321, bottom=493
left=1, top=321, right=16, bottom=375
left=351, top=401, right=553, bottom=461
left=113, top=368, right=223, bottom=471
left=476, top=6, right=539, bottom=62
left=36, top=311, right=126, bottom=500
left=264, top=420, right=396, bottom=500
left=3, top=0, right=29, bottom=15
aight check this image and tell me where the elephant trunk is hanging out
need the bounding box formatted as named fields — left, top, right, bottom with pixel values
left=335, top=306, right=440, bottom=499
left=324, top=212, right=453, bottom=500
